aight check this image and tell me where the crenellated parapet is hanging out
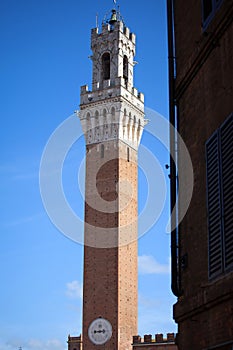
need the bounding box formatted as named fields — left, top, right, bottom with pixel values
left=67, top=334, right=82, bottom=350
left=92, top=21, right=135, bottom=39
left=78, top=100, right=145, bottom=150
left=79, top=9, right=145, bottom=152
left=80, top=79, right=144, bottom=109
left=91, top=22, right=134, bottom=57
left=90, top=19, right=137, bottom=90
left=132, top=333, right=177, bottom=349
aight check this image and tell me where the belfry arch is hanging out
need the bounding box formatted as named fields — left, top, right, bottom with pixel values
left=102, top=52, right=110, bottom=80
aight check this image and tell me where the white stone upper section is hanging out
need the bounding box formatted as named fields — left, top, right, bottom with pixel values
left=78, top=99, right=145, bottom=150
left=79, top=18, right=145, bottom=149
left=91, top=21, right=136, bottom=90
left=80, top=77, right=144, bottom=110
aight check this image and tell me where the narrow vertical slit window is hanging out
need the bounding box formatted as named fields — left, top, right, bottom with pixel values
left=111, top=107, right=115, bottom=119
left=127, top=147, right=130, bottom=162
left=103, top=109, right=107, bottom=126
left=86, top=112, right=91, bottom=131
left=123, top=55, right=128, bottom=83
left=101, top=144, right=104, bottom=158
left=102, top=52, right=110, bottom=80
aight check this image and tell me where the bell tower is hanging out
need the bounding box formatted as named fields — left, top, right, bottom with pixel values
left=78, top=8, right=145, bottom=350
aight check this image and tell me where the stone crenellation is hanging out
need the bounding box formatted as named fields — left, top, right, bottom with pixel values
left=133, top=333, right=176, bottom=344
left=67, top=333, right=177, bottom=350
left=91, top=22, right=136, bottom=43
left=132, top=334, right=178, bottom=349
left=67, top=334, right=82, bottom=350
left=80, top=78, right=144, bottom=106
left=79, top=17, right=145, bottom=151
left=78, top=100, right=144, bottom=149
left=90, top=20, right=138, bottom=92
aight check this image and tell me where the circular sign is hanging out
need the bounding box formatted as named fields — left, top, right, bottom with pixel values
left=88, top=317, right=112, bottom=345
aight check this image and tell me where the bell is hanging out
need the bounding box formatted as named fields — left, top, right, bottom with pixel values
left=109, top=9, right=117, bottom=25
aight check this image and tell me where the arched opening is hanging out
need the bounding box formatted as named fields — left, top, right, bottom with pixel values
left=137, top=119, right=141, bottom=143
left=86, top=112, right=91, bottom=131
left=132, top=116, right=136, bottom=141
left=111, top=107, right=115, bottom=116
left=127, top=112, right=131, bottom=138
left=102, top=53, right=110, bottom=80
left=123, top=109, right=127, bottom=138
left=111, top=107, right=116, bottom=136
left=111, top=107, right=116, bottom=123
left=95, top=110, right=99, bottom=125
left=123, top=55, right=128, bottom=83
left=103, top=109, right=107, bottom=126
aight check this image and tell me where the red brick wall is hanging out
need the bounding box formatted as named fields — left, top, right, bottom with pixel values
left=82, top=140, right=138, bottom=350
left=172, top=0, right=233, bottom=349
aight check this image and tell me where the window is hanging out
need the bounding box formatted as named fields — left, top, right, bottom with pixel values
left=103, top=109, right=107, bottom=126
left=101, top=144, right=104, bottom=158
left=202, top=0, right=224, bottom=30
left=206, top=113, right=233, bottom=279
left=86, top=112, right=91, bottom=131
left=123, top=55, right=128, bottom=82
left=111, top=107, right=115, bottom=118
left=102, top=52, right=110, bottom=80
left=127, top=147, right=130, bottom=162
left=202, top=0, right=213, bottom=22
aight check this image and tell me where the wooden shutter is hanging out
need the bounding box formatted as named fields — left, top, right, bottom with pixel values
left=220, top=114, right=233, bottom=270
left=206, top=132, right=223, bottom=278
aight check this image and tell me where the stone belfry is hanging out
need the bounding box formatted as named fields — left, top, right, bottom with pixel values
left=78, top=7, right=145, bottom=350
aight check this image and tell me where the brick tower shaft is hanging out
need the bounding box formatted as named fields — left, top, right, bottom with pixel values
left=78, top=10, right=145, bottom=350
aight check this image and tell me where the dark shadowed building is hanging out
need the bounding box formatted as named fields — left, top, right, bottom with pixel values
left=167, top=0, right=233, bottom=349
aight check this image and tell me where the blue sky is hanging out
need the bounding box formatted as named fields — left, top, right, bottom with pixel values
left=0, top=1, right=177, bottom=350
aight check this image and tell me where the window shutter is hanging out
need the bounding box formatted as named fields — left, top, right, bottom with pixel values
left=202, top=0, right=224, bottom=30
left=220, top=114, right=233, bottom=270
left=206, top=132, right=223, bottom=277
left=202, top=0, right=213, bottom=22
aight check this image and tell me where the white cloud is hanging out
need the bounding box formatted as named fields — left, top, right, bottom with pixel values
left=66, top=280, right=83, bottom=299
left=138, top=255, right=170, bottom=274
left=138, top=294, right=176, bottom=335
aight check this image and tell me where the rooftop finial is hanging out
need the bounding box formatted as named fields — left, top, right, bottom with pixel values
left=109, top=9, right=117, bottom=25
left=102, top=2, right=124, bottom=26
